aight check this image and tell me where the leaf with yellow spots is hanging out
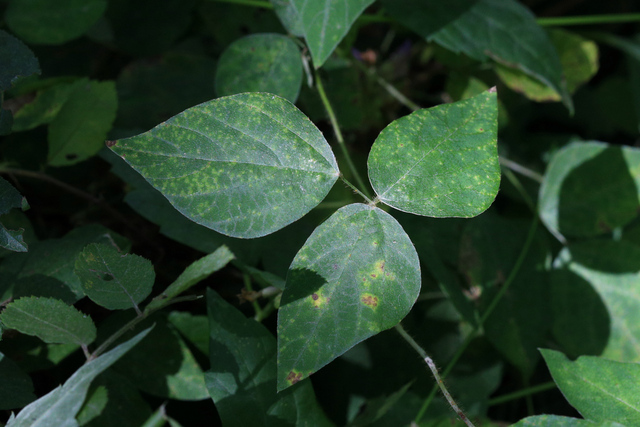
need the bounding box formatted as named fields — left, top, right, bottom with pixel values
left=367, top=89, right=500, bottom=217
left=109, top=92, right=340, bottom=239
left=277, top=203, right=420, bottom=391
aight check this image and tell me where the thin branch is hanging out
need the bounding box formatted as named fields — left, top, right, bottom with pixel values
left=352, top=59, right=421, bottom=112
left=537, top=13, right=640, bottom=26
left=488, top=381, right=557, bottom=406
left=340, top=176, right=373, bottom=204
left=499, top=157, right=544, bottom=183
left=315, top=70, right=372, bottom=200
left=395, top=324, right=475, bottom=427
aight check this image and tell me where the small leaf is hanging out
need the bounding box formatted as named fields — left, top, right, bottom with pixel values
left=206, top=289, right=334, bottom=427
left=75, top=243, right=154, bottom=311
left=277, top=203, right=420, bottom=390
left=5, top=0, right=106, bottom=45
left=0, top=30, right=40, bottom=91
left=271, top=0, right=375, bottom=68
left=48, top=80, right=117, bottom=166
left=146, top=245, right=233, bottom=312
left=382, top=0, right=572, bottom=110
left=0, top=177, right=29, bottom=252
left=110, top=92, right=340, bottom=238
left=215, top=33, right=303, bottom=103
left=368, top=89, right=499, bottom=217
left=541, top=349, right=640, bottom=425
left=0, top=297, right=96, bottom=346
left=539, top=141, right=640, bottom=239
left=0, top=352, right=36, bottom=410
left=7, top=327, right=151, bottom=427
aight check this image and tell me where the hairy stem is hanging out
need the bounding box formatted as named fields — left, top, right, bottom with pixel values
left=340, top=176, right=373, bottom=204
left=395, top=324, right=475, bottom=427
left=415, top=217, right=539, bottom=422
left=315, top=70, right=372, bottom=200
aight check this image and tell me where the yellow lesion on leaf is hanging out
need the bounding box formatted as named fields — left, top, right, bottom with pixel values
left=361, top=293, right=379, bottom=309
left=309, top=290, right=327, bottom=308
left=285, top=370, right=303, bottom=385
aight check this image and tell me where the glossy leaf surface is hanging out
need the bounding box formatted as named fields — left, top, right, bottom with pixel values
left=382, top=0, right=571, bottom=109
left=0, top=297, right=96, bottom=346
left=278, top=203, right=420, bottom=390
left=0, top=30, right=40, bottom=91
left=368, top=89, right=499, bottom=217
left=271, top=0, right=374, bottom=67
left=215, top=33, right=303, bottom=103
left=554, top=240, right=640, bottom=362
left=205, top=289, right=333, bottom=427
left=539, top=141, right=640, bottom=239
left=110, top=92, right=340, bottom=238
left=542, top=349, right=640, bottom=425
left=7, top=328, right=151, bottom=427
left=5, top=0, right=106, bottom=45
left=75, top=243, right=155, bottom=311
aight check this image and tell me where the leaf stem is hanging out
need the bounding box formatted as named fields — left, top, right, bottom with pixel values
left=243, top=273, right=263, bottom=320
left=537, top=13, right=640, bottom=26
left=352, top=60, right=421, bottom=112
left=414, top=217, right=539, bottom=423
left=340, top=176, right=372, bottom=204
left=499, top=157, right=544, bottom=183
left=314, top=70, right=372, bottom=200
left=395, top=324, right=475, bottom=427
left=488, top=381, right=556, bottom=406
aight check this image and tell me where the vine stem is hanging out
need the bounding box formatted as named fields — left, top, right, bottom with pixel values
left=395, top=324, right=475, bottom=427
left=414, top=216, right=539, bottom=423
left=498, top=157, right=543, bottom=183
left=314, top=70, right=373, bottom=201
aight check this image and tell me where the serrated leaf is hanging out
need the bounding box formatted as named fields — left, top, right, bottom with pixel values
left=541, top=349, right=640, bottom=425
left=205, top=289, right=334, bottom=427
left=215, top=33, right=303, bottom=103
left=0, top=297, right=96, bottom=346
left=75, top=243, right=154, bottom=311
left=0, top=177, right=29, bottom=252
left=539, top=141, right=640, bottom=239
left=146, top=245, right=233, bottom=313
left=48, top=80, right=117, bottom=166
left=277, top=203, right=420, bottom=390
left=0, top=30, right=40, bottom=91
left=0, top=352, right=36, bottom=410
left=5, top=0, right=106, bottom=45
left=7, top=327, right=151, bottom=427
left=271, top=0, right=375, bottom=68
left=110, top=92, right=340, bottom=238
left=382, top=0, right=572, bottom=110
left=553, top=240, right=640, bottom=362
left=368, top=89, right=499, bottom=217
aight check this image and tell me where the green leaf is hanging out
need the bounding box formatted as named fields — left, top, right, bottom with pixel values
left=495, top=29, right=598, bottom=102
left=0, top=352, right=36, bottom=410
left=215, top=33, right=303, bottom=103
left=75, top=243, right=154, bottom=311
left=167, top=312, right=209, bottom=356
left=381, top=0, right=572, bottom=110
left=348, top=382, right=412, bottom=427
left=0, top=30, right=40, bottom=91
left=0, top=177, right=28, bottom=252
left=110, top=92, right=340, bottom=238
left=277, top=203, right=420, bottom=390
left=512, top=415, right=626, bottom=426
left=368, top=89, right=499, bottom=217
left=539, top=141, right=640, bottom=239
left=0, top=297, right=96, bottom=346
left=48, top=80, right=117, bottom=166
left=271, top=0, right=375, bottom=68
left=105, top=313, right=208, bottom=401
left=541, top=349, right=640, bottom=425
left=11, top=77, right=83, bottom=132
left=7, top=327, right=151, bottom=427
left=0, top=108, right=13, bottom=136
left=146, top=245, right=234, bottom=312
left=5, top=0, right=106, bottom=45
left=205, top=289, right=334, bottom=427
left=554, top=240, right=640, bottom=362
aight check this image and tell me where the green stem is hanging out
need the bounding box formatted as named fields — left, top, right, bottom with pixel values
left=352, top=60, right=421, bottom=111
left=88, top=295, right=200, bottom=361
left=395, top=324, right=475, bottom=427
left=243, top=273, right=263, bottom=320
left=210, top=0, right=272, bottom=8
left=415, top=217, right=539, bottom=423
left=537, top=13, right=640, bottom=27
left=501, top=167, right=536, bottom=214
left=340, top=176, right=373, bottom=204
left=314, top=70, right=372, bottom=200
left=499, top=157, right=544, bottom=184
left=488, top=381, right=556, bottom=406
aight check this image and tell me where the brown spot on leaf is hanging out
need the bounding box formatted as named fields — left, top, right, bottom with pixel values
left=286, top=371, right=303, bottom=385
left=312, top=293, right=319, bottom=301
left=105, top=140, right=117, bottom=147
left=361, top=294, right=379, bottom=308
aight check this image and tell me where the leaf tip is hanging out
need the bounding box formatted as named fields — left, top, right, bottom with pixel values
left=488, top=86, right=497, bottom=94
left=105, top=140, right=117, bottom=148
